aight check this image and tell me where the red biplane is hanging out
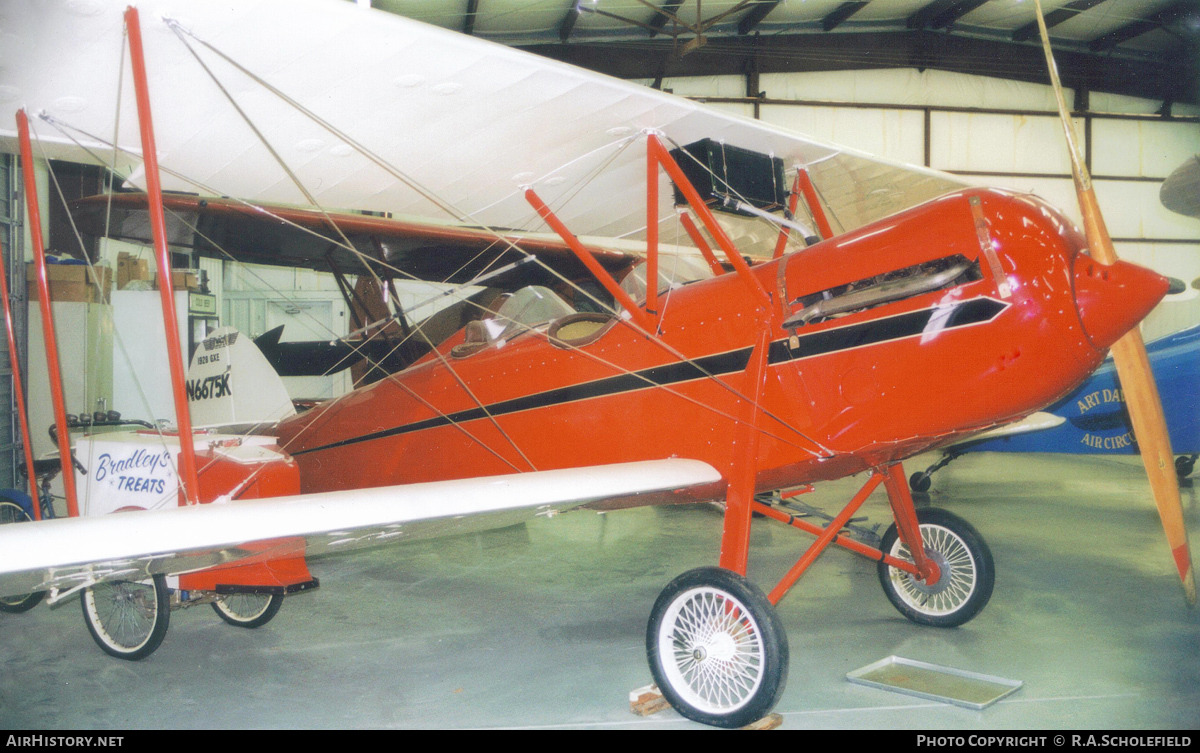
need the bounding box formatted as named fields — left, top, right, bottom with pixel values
left=0, top=0, right=1191, bottom=728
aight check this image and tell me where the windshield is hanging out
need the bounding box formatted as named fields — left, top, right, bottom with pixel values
left=619, top=254, right=714, bottom=303
left=492, top=285, right=575, bottom=339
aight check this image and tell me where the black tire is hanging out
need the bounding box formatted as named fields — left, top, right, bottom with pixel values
left=646, top=566, right=788, bottom=728
left=0, top=499, right=45, bottom=613
left=212, top=592, right=283, bottom=629
left=909, top=471, right=932, bottom=493
left=877, top=508, right=994, bottom=628
left=81, top=574, right=170, bottom=660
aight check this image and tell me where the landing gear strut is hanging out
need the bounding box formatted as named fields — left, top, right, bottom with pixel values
left=877, top=507, right=995, bottom=627
left=646, top=462, right=995, bottom=727
left=1176, top=454, right=1196, bottom=479
left=909, top=447, right=967, bottom=493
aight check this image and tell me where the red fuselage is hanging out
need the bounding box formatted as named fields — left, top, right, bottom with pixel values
left=276, top=188, right=1166, bottom=500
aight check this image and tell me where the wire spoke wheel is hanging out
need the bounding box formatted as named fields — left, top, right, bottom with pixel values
left=666, top=589, right=763, bottom=710
left=81, top=574, right=170, bottom=660
left=0, top=499, right=45, bottom=613
left=212, top=592, right=283, bottom=629
left=878, top=508, right=994, bottom=628
left=647, top=567, right=787, bottom=728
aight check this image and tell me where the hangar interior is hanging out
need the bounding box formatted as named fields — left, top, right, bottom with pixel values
left=0, top=0, right=1197, bottom=730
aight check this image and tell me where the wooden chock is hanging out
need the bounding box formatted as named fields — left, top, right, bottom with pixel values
left=628, top=683, right=670, bottom=716
left=742, top=712, right=784, bottom=730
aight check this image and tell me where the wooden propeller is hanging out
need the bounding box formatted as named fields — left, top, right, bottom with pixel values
left=1033, top=0, right=1195, bottom=605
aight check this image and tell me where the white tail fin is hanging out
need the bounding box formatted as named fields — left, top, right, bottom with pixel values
left=187, top=327, right=296, bottom=429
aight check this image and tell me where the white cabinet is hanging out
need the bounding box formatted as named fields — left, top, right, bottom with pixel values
left=27, top=301, right=112, bottom=458
left=109, top=289, right=189, bottom=428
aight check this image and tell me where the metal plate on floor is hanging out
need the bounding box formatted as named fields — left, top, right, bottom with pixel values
left=847, top=656, right=1022, bottom=710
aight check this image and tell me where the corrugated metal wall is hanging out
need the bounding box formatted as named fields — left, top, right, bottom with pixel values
left=657, top=68, right=1200, bottom=342
left=0, top=155, right=21, bottom=488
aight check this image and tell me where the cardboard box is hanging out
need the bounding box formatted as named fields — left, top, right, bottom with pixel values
left=27, top=263, right=112, bottom=303
left=153, top=269, right=200, bottom=292
left=116, top=252, right=151, bottom=290
left=116, top=254, right=131, bottom=289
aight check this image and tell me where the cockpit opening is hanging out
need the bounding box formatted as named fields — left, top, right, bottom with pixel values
left=451, top=285, right=577, bottom=357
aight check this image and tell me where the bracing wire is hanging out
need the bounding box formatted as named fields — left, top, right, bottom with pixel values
left=38, top=15, right=844, bottom=505
left=41, top=108, right=834, bottom=461
left=41, top=104, right=833, bottom=463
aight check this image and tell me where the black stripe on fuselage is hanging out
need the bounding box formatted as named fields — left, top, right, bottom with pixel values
left=294, top=297, right=1007, bottom=456
left=292, top=346, right=754, bottom=455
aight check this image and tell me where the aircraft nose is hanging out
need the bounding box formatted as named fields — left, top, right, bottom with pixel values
left=1073, top=254, right=1169, bottom=350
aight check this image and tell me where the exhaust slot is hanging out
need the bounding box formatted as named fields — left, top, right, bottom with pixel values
left=784, top=256, right=979, bottom=328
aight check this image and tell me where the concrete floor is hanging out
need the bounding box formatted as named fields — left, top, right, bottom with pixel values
left=0, top=452, right=1197, bottom=729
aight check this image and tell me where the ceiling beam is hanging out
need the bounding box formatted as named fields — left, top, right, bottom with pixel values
left=649, top=0, right=685, bottom=38
left=928, top=0, right=990, bottom=31
left=822, top=2, right=869, bottom=32
left=463, top=0, right=480, bottom=36
left=738, top=0, right=781, bottom=35
left=907, top=0, right=960, bottom=30
left=518, top=30, right=1198, bottom=105
left=559, top=2, right=579, bottom=43
left=1089, top=0, right=1198, bottom=52
left=1012, top=0, right=1109, bottom=43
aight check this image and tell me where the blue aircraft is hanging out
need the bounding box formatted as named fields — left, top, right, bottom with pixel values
left=910, top=323, right=1200, bottom=492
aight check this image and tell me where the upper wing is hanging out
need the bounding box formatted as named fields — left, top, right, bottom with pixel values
left=70, top=193, right=640, bottom=285
left=1, top=0, right=967, bottom=246
left=0, top=459, right=721, bottom=602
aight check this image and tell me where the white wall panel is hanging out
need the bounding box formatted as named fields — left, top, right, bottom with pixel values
left=225, top=261, right=295, bottom=293
left=760, top=105, right=925, bottom=166
left=760, top=69, right=1069, bottom=110
left=1091, top=119, right=1200, bottom=178
left=704, top=101, right=757, bottom=120
left=653, top=67, right=1200, bottom=335
left=1089, top=91, right=1190, bottom=116
left=934, top=175, right=1200, bottom=247
left=1088, top=92, right=1160, bottom=115
left=950, top=175, right=1080, bottom=228
left=1093, top=180, right=1200, bottom=239
left=198, top=256, right=222, bottom=303
left=620, top=77, right=757, bottom=125
left=654, top=75, right=747, bottom=98
left=929, top=112, right=1080, bottom=175
left=393, top=280, right=479, bottom=322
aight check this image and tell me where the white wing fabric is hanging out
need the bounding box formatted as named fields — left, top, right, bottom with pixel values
left=0, top=459, right=721, bottom=601
left=0, top=0, right=966, bottom=240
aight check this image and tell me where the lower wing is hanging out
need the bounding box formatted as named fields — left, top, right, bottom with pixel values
left=0, top=459, right=721, bottom=602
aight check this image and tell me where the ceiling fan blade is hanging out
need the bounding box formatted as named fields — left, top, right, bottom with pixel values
left=1032, top=0, right=1195, bottom=605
